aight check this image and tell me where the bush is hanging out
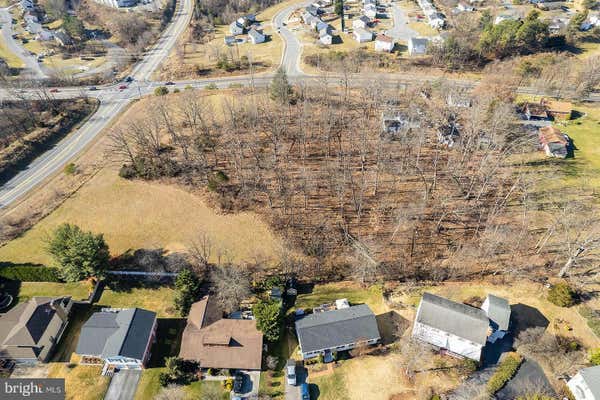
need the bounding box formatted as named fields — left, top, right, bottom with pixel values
left=590, top=348, right=600, bottom=365
left=548, top=282, right=576, bottom=307
left=64, top=162, right=77, bottom=175
left=173, top=88, right=180, bottom=93
left=154, top=86, right=169, bottom=96
left=487, top=352, right=523, bottom=394
left=118, top=164, right=137, bottom=179
left=222, top=378, right=233, bottom=391
left=205, top=83, right=218, bottom=90
left=0, top=265, right=62, bottom=282
left=579, top=305, right=600, bottom=338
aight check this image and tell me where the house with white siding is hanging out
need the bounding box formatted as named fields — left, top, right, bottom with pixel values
left=354, top=27, right=374, bottom=42
left=481, top=294, right=510, bottom=343
left=568, top=366, right=600, bottom=400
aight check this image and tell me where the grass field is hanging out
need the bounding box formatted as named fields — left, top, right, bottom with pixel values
left=135, top=370, right=228, bottom=400
left=295, top=282, right=385, bottom=314
left=0, top=36, right=24, bottom=69
left=16, top=282, right=91, bottom=303
left=47, top=363, right=110, bottom=400
left=98, top=282, right=178, bottom=317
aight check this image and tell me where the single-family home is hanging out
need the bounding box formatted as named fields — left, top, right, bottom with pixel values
left=295, top=303, right=381, bottom=361
left=54, top=30, right=73, bottom=46
left=381, top=111, right=418, bottom=136
left=364, top=3, right=378, bottom=18
left=374, top=34, right=394, bottom=52
left=224, top=35, right=236, bottom=46
left=316, top=20, right=329, bottom=32
left=522, top=102, right=549, bottom=120
left=76, top=308, right=157, bottom=373
left=354, top=27, right=374, bottom=42
left=541, top=97, right=572, bottom=120
left=589, top=12, right=600, bottom=26
left=306, top=4, right=320, bottom=16
left=428, top=13, right=445, bottom=28
left=319, top=29, right=333, bottom=45
left=0, top=297, right=73, bottom=363
left=26, top=21, right=43, bottom=34
left=539, top=126, right=568, bottom=158
left=237, top=14, right=256, bottom=27
left=248, top=28, right=265, bottom=44
left=548, top=19, right=566, bottom=34
left=568, top=366, right=600, bottom=400
left=179, top=296, right=263, bottom=370
left=229, top=21, right=245, bottom=35
left=437, top=122, right=460, bottom=147
left=481, top=294, right=510, bottom=343
left=536, top=1, right=564, bottom=10
left=20, top=0, right=34, bottom=10
left=495, top=14, right=517, bottom=24
left=408, top=37, right=429, bottom=56
left=352, top=15, right=371, bottom=30
left=457, top=2, right=474, bottom=11
left=23, top=13, right=38, bottom=24
left=412, top=293, right=489, bottom=361
left=36, top=29, right=54, bottom=41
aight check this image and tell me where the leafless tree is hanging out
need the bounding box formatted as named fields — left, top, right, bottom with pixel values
left=209, top=264, right=251, bottom=313
left=154, top=384, right=186, bottom=400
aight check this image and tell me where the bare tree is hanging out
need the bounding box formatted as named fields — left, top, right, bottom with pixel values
left=210, top=264, right=251, bottom=313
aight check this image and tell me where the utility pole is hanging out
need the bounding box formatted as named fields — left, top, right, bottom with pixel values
left=340, top=0, right=345, bottom=32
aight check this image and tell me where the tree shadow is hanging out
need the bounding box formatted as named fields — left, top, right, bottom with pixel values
left=309, top=383, right=321, bottom=399
left=510, top=303, right=549, bottom=338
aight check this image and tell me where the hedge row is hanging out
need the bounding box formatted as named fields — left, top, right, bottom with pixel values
left=487, top=352, right=523, bottom=394
left=0, top=265, right=62, bottom=282
left=579, top=305, right=600, bottom=339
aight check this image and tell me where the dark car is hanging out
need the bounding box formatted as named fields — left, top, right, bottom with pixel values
left=233, top=373, right=244, bottom=394
left=124, top=76, right=133, bottom=82
left=49, top=88, right=59, bottom=93
left=165, top=81, right=175, bottom=85
left=89, top=86, right=98, bottom=91
left=118, top=85, right=128, bottom=90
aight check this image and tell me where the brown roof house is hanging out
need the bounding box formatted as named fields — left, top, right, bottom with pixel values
left=179, top=296, right=263, bottom=370
left=539, top=126, right=568, bottom=158
left=541, top=98, right=572, bottom=120
left=0, top=297, right=73, bottom=362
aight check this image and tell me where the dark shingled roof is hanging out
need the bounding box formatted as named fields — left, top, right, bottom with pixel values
left=416, top=293, right=489, bottom=345
left=295, top=304, right=380, bottom=354
left=76, top=308, right=156, bottom=360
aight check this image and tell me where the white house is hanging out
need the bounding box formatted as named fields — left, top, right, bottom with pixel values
left=354, top=27, right=374, bottom=42
left=408, top=37, right=428, bottom=56
left=248, top=28, right=265, bottom=44
left=316, top=20, right=329, bottom=32
left=494, top=14, right=517, bottom=24
left=567, top=366, right=600, bottom=400
left=374, top=34, right=394, bottom=52
left=36, top=29, right=54, bottom=41
left=590, top=12, right=600, bottom=26
left=457, top=2, right=474, bottom=11
left=429, top=13, right=445, bottom=28
left=320, top=30, right=333, bottom=44
left=353, top=15, right=370, bottom=30
left=364, top=3, right=377, bottom=18
left=481, top=294, right=511, bottom=343
left=412, top=293, right=489, bottom=361
left=224, top=35, right=236, bottom=46
left=230, top=21, right=244, bottom=35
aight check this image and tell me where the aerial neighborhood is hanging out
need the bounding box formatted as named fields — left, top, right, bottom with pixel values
left=1, top=0, right=600, bottom=396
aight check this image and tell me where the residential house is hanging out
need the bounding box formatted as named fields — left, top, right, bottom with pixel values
left=523, top=102, right=549, bottom=120
left=352, top=15, right=371, bottom=30
left=36, top=30, right=54, bottom=41
left=295, top=303, right=381, bottom=361
left=481, top=294, right=510, bottom=343
left=374, top=34, right=394, bottom=52
left=319, top=29, right=333, bottom=44
left=495, top=14, right=518, bottom=24
left=536, top=1, right=565, bottom=9
left=224, top=35, right=236, bottom=46
left=248, top=28, right=265, bottom=44
left=26, top=21, right=43, bottom=34
left=179, top=296, right=263, bottom=370
left=381, top=111, right=420, bottom=137
left=237, top=14, right=256, bottom=27
left=437, top=122, right=460, bottom=147
left=541, top=97, right=572, bottom=120
left=590, top=12, right=600, bottom=26
left=568, top=366, right=600, bottom=400
left=0, top=297, right=73, bottom=363
left=76, top=308, right=157, bottom=373
left=408, top=37, right=429, bottom=56
left=316, top=20, right=329, bottom=32
left=306, top=4, right=320, bottom=16
left=354, top=27, right=374, bottom=42
left=428, top=13, right=445, bottom=28
left=20, top=0, right=34, bottom=10
left=54, top=31, right=73, bottom=46
left=539, top=126, right=568, bottom=158
left=548, top=19, right=567, bottom=34
left=412, top=293, right=489, bottom=361
left=229, top=21, right=245, bottom=35
left=364, top=3, right=378, bottom=18
left=457, top=2, right=474, bottom=11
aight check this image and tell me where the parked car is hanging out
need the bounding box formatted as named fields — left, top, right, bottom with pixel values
left=165, top=81, right=175, bottom=85
left=49, top=88, right=59, bottom=93
left=89, top=86, right=98, bottom=91
left=286, top=359, right=296, bottom=385
left=301, top=383, right=310, bottom=400
left=124, top=76, right=133, bottom=82
left=233, top=373, right=244, bottom=394
left=118, top=85, right=127, bottom=90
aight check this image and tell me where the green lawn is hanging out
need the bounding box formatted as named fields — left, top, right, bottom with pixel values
left=97, top=282, right=178, bottom=318
left=14, top=281, right=91, bottom=303
left=47, top=363, right=110, bottom=400
left=310, top=369, right=349, bottom=400
left=135, top=370, right=228, bottom=400
left=295, top=282, right=385, bottom=314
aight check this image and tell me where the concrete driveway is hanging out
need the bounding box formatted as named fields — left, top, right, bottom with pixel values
left=233, top=370, right=260, bottom=399
left=104, top=369, right=142, bottom=400
left=285, top=364, right=307, bottom=400
left=387, top=4, right=418, bottom=42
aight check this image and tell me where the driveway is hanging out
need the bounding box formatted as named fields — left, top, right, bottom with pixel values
left=104, top=369, right=142, bottom=400
left=496, top=359, right=555, bottom=400
left=233, top=370, right=260, bottom=399
left=285, top=364, right=307, bottom=400
left=386, top=4, right=418, bottom=42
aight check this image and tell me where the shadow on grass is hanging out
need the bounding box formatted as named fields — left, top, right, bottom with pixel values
left=50, top=302, right=94, bottom=362
left=147, top=318, right=187, bottom=368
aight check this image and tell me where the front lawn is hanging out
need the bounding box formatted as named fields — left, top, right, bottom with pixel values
left=135, top=369, right=229, bottom=400
left=47, top=363, right=110, bottom=400
left=295, top=282, right=385, bottom=314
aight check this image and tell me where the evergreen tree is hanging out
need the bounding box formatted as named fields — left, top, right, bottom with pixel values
left=253, top=299, right=283, bottom=342
left=174, top=268, right=201, bottom=316
left=269, top=67, right=293, bottom=105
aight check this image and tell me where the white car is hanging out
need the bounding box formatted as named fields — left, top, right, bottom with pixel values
left=286, top=359, right=297, bottom=386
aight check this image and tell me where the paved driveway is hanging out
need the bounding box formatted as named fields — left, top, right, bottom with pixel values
left=285, top=364, right=307, bottom=400
left=496, top=359, right=555, bottom=400
left=234, top=370, right=260, bottom=399
left=104, top=369, right=142, bottom=400
left=386, top=4, right=418, bottom=42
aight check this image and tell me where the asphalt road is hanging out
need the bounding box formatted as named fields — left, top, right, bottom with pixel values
left=273, top=1, right=311, bottom=76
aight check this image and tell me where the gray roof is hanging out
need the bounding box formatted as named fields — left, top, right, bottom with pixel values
left=580, top=366, right=600, bottom=396
left=484, top=294, right=510, bottom=331
left=295, top=304, right=380, bottom=354
left=416, top=293, right=489, bottom=345
left=76, top=308, right=156, bottom=360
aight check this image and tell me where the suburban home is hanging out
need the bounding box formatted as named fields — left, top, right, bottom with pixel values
left=315, top=20, right=329, bottom=32
left=541, top=98, right=572, bottom=120
left=374, top=34, right=394, bottom=52
left=54, top=31, right=73, bottom=46
left=20, top=0, right=34, bottom=10
left=237, top=14, right=256, bottom=27
left=428, top=13, right=445, bottom=28
left=539, top=126, right=568, bottom=158
left=354, top=27, right=374, bottom=42
left=0, top=297, right=73, bottom=363
left=437, top=122, right=460, bottom=147
left=179, top=296, right=263, bottom=370
left=364, top=3, right=378, bottom=18
left=494, top=14, right=518, bottom=24
left=295, top=302, right=381, bottom=361
left=481, top=294, right=511, bottom=343
left=76, top=308, right=157, bottom=374
left=229, top=21, right=245, bottom=35
left=353, top=15, right=371, bottom=30
left=381, top=111, right=418, bottom=137
left=412, top=293, right=489, bottom=361
left=248, top=28, right=265, bottom=44
left=523, top=102, right=549, bottom=120
left=568, top=366, right=600, bottom=400
left=224, top=35, right=236, bottom=46
left=319, top=29, right=333, bottom=45
left=408, top=37, right=429, bottom=56
left=457, top=2, right=474, bottom=11
left=548, top=19, right=566, bottom=34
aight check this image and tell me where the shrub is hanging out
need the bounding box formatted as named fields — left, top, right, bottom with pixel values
left=64, top=162, right=77, bottom=175
left=222, top=378, right=233, bottom=391
left=173, top=88, right=180, bottom=93
left=590, top=348, right=600, bottom=365
left=184, top=84, right=193, bottom=90
left=487, top=352, right=523, bottom=394
left=0, top=265, right=62, bottom=282
left=579, top=305, right=600, bottom=338
left=430, top=395, right=442, bottom=400
left=548, top=282, right=576, bottom=307
left=154, top=86, right=169, bottom=96
left=118, top=164, right=137, bottom=179
left=205, top=83, right=218, bottom=90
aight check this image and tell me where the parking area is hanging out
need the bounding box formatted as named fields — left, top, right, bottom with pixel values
left=285, top=363, right=307, bottom=400
left=104, top=369, right=142, bottom=400
left=234, top=370, right=260, bottom=399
